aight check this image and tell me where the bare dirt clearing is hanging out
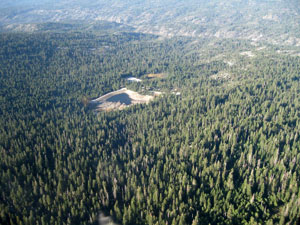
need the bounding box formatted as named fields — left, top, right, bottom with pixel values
left=90, top=88, right=154, bottom=112
left=126, top=77, right=142, bottom=82
left=240, top=51, right=256, bottom=58
left=146, top=73, right=166, bottom=79
left=98, top=212, right=119, bottom=225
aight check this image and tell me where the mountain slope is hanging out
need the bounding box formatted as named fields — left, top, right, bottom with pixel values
left=1, top=0, right=300, bottom=45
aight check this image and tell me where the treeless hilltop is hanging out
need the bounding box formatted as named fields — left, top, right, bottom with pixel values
left=90, top=88, right=154, bottom=112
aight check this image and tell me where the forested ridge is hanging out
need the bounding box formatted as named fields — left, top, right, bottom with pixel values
left=0, top=30, right=300, bottom=225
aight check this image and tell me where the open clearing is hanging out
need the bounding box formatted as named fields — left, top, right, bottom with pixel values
left=98, top=212, right=119, bottom=225
left=90, top=88, right=154, bottom=111
left=240, top=51, right=255, bottom=57
left=146, top=73, right=166, bottom=78
left=126, top=77, right=142, bottom=82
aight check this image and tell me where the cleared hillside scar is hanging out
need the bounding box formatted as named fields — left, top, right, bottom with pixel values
left=90, top=88, right=154, bottom=111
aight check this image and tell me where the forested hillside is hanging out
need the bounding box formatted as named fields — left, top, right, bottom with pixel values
left=0, top=29, right=300, bottom=225
left=1, top=0, right=300, bottom=46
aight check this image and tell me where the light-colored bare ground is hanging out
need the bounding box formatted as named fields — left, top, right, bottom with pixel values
left=146, top=73, right=166, bottom=78
left=126, top=77, right=142, bottom=82
left=240, top=51, right=256, bottom=57
left=152, top=91, right=163, bottom=96
left=98, top=213, right=119, bottom=225
left=90, top=88, right=154, bottom=112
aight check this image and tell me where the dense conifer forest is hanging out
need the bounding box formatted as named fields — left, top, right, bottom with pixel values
left=0, top=28, right=300, bottom=225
